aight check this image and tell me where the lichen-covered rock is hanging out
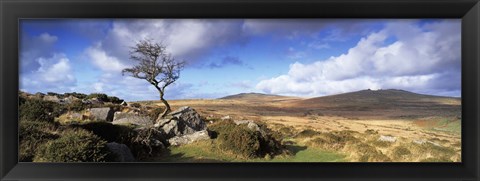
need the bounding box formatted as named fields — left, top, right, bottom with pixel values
left=234, top=120, right=266, bottom=136
left=168, top=130, right=210, bottom=146
left=378, top=135, right=397, bottom=142
left=112, top=112, right=153, bottom=127
left=89, top=107, right=114, bottom=122
left=62, top=96, right=79, bottom=104
left=67, top=112, right=83, bottom=120
left=43, top=95, right=60, bottom=103
left=106, top=142, right=135, bottom=162
left=221, top=115, right=231, bottom=120
left=157, top=106, right=207, bottom=138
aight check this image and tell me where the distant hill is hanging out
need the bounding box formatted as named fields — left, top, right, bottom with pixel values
left=294, top=89, right=460, bottom=107
left=289, top=89, right=460, bottom=118
left=219, top=92, right=292, bottom=100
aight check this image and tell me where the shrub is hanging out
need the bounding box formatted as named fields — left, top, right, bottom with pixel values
left=19, top=98, right=65, bottom=122
left=353, top=143, right=391, bottom=162
left=129, top=103, right=141, bottom=108
left=19, top=120, right=59, bottom=161
left=279, top=127, right=295, bottom=137
left=209, top=120, right=282, bottom=158
left=371, top=140, right=392, bottom=148
left=66, top=99, right=90, bottom=112
left=130, top=127, right=166, bottom=159
left=364, top=129, right=378, bottom=134
left=308, top=131, right=358, bottom=151
left=72, top=122, right=165, bottom=160
left=71, top=122, right=135, bottom=143
left=47, top=92, right=59, bottom=96
left=34, top=129, right=112, bottom=162
left=220, top=124, right=261, bottom=158
left=295, top=129, right=320, bottom=138
left=420, top=142, right=456, bottom=158
left=208, top=120, right=238, bottom=139
left=86, top=93, right=108, bottom=101
left=19, top=96, right=26, bottom=106
left=64, top=92, right=87, bottom=99
left=107, top=96, right=124, bottom=104
left=391, top=146, right=411, bottom=160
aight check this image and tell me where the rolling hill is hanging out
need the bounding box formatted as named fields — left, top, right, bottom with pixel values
left=289, top=89, right=461, bottom=119
left=219, top=92, right=292, bottom=100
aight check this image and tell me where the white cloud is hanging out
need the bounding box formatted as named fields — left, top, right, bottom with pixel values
left=85, top=44, right=128, bottom=72
left=38, top=33, right=58, bottom=43
left=21, top=53, right=77, bottom=93
left=256, top=20, right=461, bottom=97
left=93, top=82, right=104, bottom=92
left=20, top=33, right=58, bottom=73
left=79, top=19, right=248, bottom=101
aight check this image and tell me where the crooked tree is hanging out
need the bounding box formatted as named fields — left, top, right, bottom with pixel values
left=122, top=39, right=185, bottom=120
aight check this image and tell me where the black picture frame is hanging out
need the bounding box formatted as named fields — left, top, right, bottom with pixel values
left=1, top=0, right=479, bottom=180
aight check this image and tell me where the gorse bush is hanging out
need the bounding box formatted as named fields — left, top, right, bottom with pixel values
left=64, top=92, right=87, bottom=99
left=353, top=143, right=391, bottom=162
left=222, top=124, right=261, bottom=158
left=209, top=120, right=282, bottom=158
left=34, top=129, right=112, bottom=162
left=19, top=120, right=59, bottom=161
left=308, top=131, right=357, bottom=151
left=86, top=93, right=109, bottom=101
left=391, top=146, right=411, bottom=159
left=72, top=122, right=165, bottom=160
left=67, top=99, right=90, bottom=112
left=85, top=93, right=124, bottom=103
left=70, top=122, right=135, bottom=143
left=295, top=129, right=320, bottom=138
left=107, top=96, right=124, bottom=104
left=19, top=98, right=65, bottom=122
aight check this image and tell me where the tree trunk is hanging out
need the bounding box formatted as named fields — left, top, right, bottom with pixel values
left=159, top=93, right=171, bottom=118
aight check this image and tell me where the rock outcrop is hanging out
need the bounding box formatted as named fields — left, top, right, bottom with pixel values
left=89, top=107, right=114, bottom=122
left=61, top=96, right=79, bottom=104
left=106, top=142, right=135, bottom=162
left=43, top=95, right=60, bottom=103
left=234, top=120, right=266, bottom=136
left=168, top=130, right=210, bottom=146
left=83, top=98, right=104, bottom=105
left=112, top=112, right=153, bottom=127
left=155, top=106, right=207, bottom=138
left=221, top=115, right=231, bottom=120
left=378, top=135, right=397, bottom=142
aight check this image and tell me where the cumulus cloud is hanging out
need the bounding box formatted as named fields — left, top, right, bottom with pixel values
left=256, top=20, right=461, bottom=97
left=243, top=19, right=379, bottom=40
left=83, top=19, right=382, bottom=100
left=81, top=19, right=252, bottom=100
left=85, top=44, right=128, bottom=72
left=20, top=33, right=58, bottom=73
left=21, top=53, right=77, bottom=93
left=91, top=19, right=246, bottom=66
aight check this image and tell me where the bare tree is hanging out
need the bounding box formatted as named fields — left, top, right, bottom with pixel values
left=122, top=39, right=185, bottom=120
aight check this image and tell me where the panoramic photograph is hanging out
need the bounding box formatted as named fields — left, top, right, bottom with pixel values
left=19, top=19, right=461, bottom=162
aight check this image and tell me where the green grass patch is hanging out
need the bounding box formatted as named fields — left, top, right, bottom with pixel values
left=267, top=146, right=346, bottom=162
left=153, top=139, right=345, bottom=162
left=430, top=118, right=461, bottom=135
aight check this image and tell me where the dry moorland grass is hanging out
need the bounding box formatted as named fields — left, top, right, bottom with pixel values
left=141, top=91, right=461, bottom=162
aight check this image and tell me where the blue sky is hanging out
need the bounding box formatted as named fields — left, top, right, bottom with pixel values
left=19, top=19, right=461, bottom=101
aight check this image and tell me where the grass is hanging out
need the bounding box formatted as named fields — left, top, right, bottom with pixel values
left=152, top=139, right=345, bottom=162
left=431, top=119, right=461, bottom=135
left=267, top=146, right=346, bottom=162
